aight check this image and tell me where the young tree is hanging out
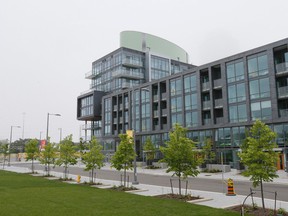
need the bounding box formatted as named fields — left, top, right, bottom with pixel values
left=111, top=133, right=136, bottom=187
left=238, top=120, right=278, bottom=214
left=160, top=124, right=202, bottom=195
left=82, top=137, right=105, bottom=183
left=55, top=135, right=78, bottom=179
left=25, top=139, right=39, bottom=173
left=202, top=138, right=215, bottom=168
left=0, top=144, right=9, bottom=169
left=143, top=137, right=155, bottom=167
left=38, top=142, right=57, bottom=176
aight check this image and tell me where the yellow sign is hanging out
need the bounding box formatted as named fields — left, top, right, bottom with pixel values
left=126, top=130, right=134, bottom=138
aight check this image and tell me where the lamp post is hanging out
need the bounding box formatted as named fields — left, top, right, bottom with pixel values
left=8, top=125, right=21, bottom=166
left=40, top=131, right=43, bottom=141
left=46, top=113, right=61, bottom=143
left=58, top=128, right=62, bottom=144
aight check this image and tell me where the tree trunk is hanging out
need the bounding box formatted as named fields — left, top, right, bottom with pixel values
left=179, top=177, right=181, bottom=196
left=47, top=163, right=50, bottom=176
left=260, top=179, right=266, bottom=215
left=91, top=169, right=94, bottom=183
left=124, top=166, right=127, bottom=188
left=32, top=159, right=34, bottom=173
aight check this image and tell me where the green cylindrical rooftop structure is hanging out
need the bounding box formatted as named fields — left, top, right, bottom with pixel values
left=120, top=31, right=189, bottom=63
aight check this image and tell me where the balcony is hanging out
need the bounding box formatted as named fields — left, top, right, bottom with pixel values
left=215, top=117, right=224, bottom=124
left=202, top=101, right=211, bottom=110
left=153, top=125, right=160, bottom=130
left=279, top=109, right=288, bottom=117
left=278, top=86, right=288, bottom=98
left=275, top=62, right=288, bottom=75
left=123, top=59, right=143, bottom=68
left=113, top=118, right=117, bottom=124
left=153, top=95, right=158, bottom=102
left=153, top=110, right=159, bottom=118
left=214, top=98, right=223, bottom=108
left=112, top=69, right=144, bottom=79
left=162, top=124, right=168, bottom=130
left=213, top=79, right=222, bottom=89
left=203, top=118, right=212, bottom=125
left=201, top=82, right=210, bottom=91
left=85, top=70, right=94, bottom=79
left=161, top=92, right=167, bottom=100
left=162, top=109, right=167, bottom=116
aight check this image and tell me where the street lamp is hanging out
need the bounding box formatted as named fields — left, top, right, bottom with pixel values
left=58, top=128, right=62, bottom=144
left=46, top=113, right=61, bottom=143
left=8, top=125, right=21, bottom=166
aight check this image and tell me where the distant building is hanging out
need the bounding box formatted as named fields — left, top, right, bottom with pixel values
left=77, top=31, right=288, bottom=170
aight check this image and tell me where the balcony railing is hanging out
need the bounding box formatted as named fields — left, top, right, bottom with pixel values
left=153, top=110, right=159, bottom=118
left=161, top=92, right=167, bottom=100
left=85, top=70, right=94, bottom=79
left=214, top=98, right=223, bottom=108
left=162, top=109, right=167, bottom=116
left=123, top=59, right=143, bottom=68
left=202, top=101, right=211, bottom=110
left=215, top=117, right=224, bottom=124
left=112, top=69, right=144, bottom=79
left=201, top=82, right=210, bottom=91
left=279, top=109, right=288, bottom=117
left=278, top=86, right=288, bottom=98
left=153, top=95, right=158, bottom=102
left=203, top=118, right=211, bottom=125
left=213, top=79, right=222, bottom=88
left=275, top=62, right=288, bottom=74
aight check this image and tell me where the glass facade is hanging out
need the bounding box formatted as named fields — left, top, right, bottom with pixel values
left=79, top=36, right=288, bottom=169
left=251, top=100, right=272, bottom=120
left=80, top=95, right=93, bottom=117
left=247, top=53, right=268, bottom=78
left=151, top=55, right=170, bottom=80
left=226, top=60, right=244, bottom=83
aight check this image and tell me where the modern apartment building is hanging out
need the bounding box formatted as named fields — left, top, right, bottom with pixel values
left=77, top=32, right=288, bottom=170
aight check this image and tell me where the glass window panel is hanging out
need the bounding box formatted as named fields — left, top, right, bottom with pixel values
left=229, top=105, right=237, bottom=122
left=237, top=83, right=246, bottom=102
left=191, top=93, right=197, bottom=109
left=192, top=111, right=198, bottom=127
left=238, top=104, right=247, bottom=122
left=251, top=102, right=261, bottom=120
left=261, top=100, right=271, bottom=119
left=249, top=80, right=259, bottom=99
left=258, top=55, right=268, bottom=71
left=248, top=58, right=258, bottom=74
left=260, top=78, right=270, bottom=98
left=228, top=85, right=236, bottom=103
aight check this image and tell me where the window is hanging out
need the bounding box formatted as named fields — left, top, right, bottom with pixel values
left=171, top=113, right=182, bottom=126
left=228, top=83, right=246, bottom=103
left=170, top=78, right=182, bottom=96
left=185, top=111, right=198, bottom=127
left=171, top=96, right=182, bottom=113
left=229, top=104, right=247, bottom=123
left=249, top=78, right=270, bottom=99
left=248, top=53, right=268, bottom=77
left=226, top=60, right=244, bottom=83
left=184, top=74, right=197, bottom=93
left=251, top=100, right=272, bottom=120
left=184, top=93, right=197, bottom=111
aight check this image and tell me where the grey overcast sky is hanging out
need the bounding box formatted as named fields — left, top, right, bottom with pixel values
left=1, top=0, right=288, bottom=143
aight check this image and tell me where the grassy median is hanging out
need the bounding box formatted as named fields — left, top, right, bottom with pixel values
left=0, top=170, right=239, bottom=216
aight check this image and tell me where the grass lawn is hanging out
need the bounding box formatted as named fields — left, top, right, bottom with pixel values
left=0, top=170, right=239, bottom=216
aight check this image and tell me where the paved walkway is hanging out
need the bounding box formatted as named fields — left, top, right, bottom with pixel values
left=2, top=162, right=288, bottom=212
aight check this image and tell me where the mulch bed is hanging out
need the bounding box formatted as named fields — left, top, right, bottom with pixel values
left=110, top=185, right=139, bottom=191
left=155, top=193, right=201, bottom=202
left=228, top=204, right=288, bottom=216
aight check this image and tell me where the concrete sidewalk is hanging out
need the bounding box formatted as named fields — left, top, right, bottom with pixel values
left=2, top=163, right=288, bottom=212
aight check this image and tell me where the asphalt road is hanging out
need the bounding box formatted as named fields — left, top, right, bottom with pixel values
left=13, top=163, right=288, bottom=202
